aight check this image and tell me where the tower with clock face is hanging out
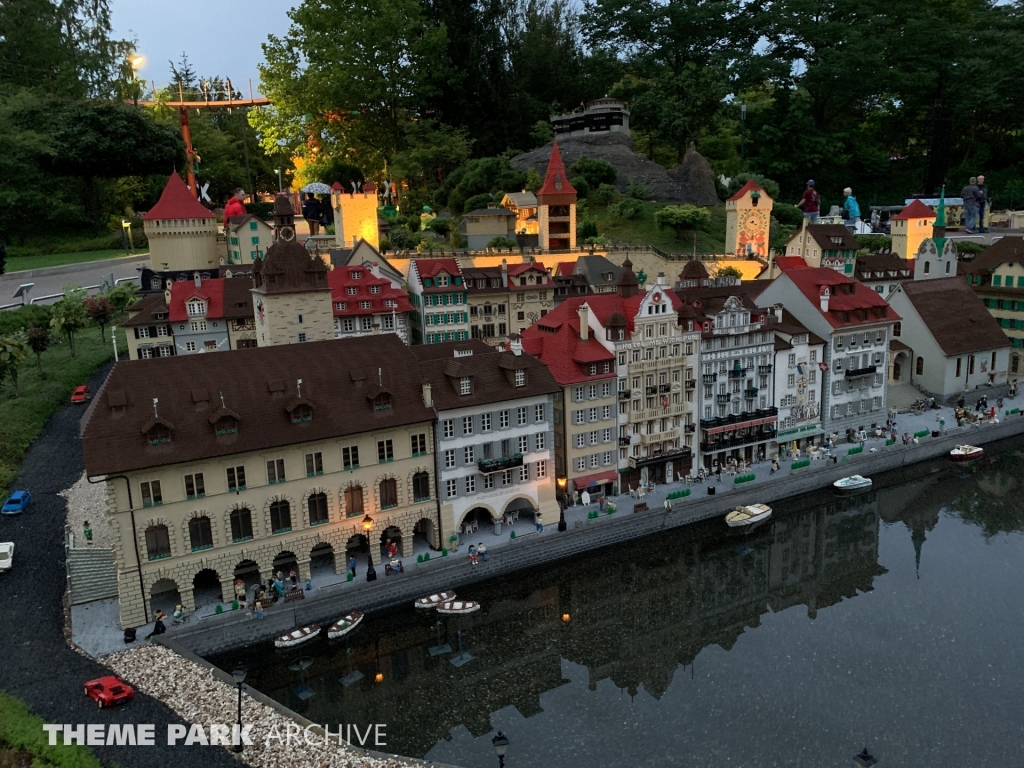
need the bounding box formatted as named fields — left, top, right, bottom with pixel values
left=724, top=180, right=774, bottom=259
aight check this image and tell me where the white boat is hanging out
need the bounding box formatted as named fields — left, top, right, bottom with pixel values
left=833, top=475, right=873, bottom=494
left=437, top=600, right=481, bottom=615
left=273, top=623, right=320, bottom=649
left=0, top=542, right=12, bottom=572
left=725, top=503, right=772, bottom=528
left=327, top=612, right=363, bottom=640
left=950, top=444, right=984, bottom=463
left=414, top=591, right=456, bottom=610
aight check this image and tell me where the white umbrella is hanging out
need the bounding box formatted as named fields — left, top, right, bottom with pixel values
left=302, top=182, right=332, bottom=194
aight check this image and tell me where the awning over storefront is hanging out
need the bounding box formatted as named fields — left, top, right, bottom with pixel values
left=704, top=416, right=778, bottom=435
left=572, top=470, right=618, bottom=490
left=776, top=424, right=824, bottom=441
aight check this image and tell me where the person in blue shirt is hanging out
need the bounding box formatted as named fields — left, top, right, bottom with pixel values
left=843, top=188, right=861, bottom=229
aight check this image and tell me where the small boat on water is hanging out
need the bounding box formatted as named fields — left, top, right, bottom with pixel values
left=833, top=475, right=873, bottom=494
left=414, top=591, right=456, bottom=610
left=950, top=444, right=984, bottom=463
left=437, top=600, right=480, bottom=615
left=725, top=503, right=772, bottom=528
left=327, top=612, right=363, bottom=640
left=274, top=624, right=320, bottom=649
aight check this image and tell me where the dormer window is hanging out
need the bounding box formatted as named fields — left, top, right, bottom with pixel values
left=291, top=404, right=312, bottom=423
left=373, top=393, right=392, bottom=411
left=459, top=377, right=472, bottom=395
left=438, top=274, right=450, bottom=287
left=352, top=270, right=362, bottom=279
left=514, top=369, right=526, bottom=387
left=214, top=416, right=237, bottom=434
left=186, top=300, right=205, bottom=317
left=146, top=423, right=171, bottom=445
left=370, top=285, right=381, bottom=294
left=347, top=286, right=358, bottom=295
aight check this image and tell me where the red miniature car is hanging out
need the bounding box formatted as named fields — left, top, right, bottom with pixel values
left=83, top=676, right=134, bottom=708
left=71, top=385, right=91, bottom=404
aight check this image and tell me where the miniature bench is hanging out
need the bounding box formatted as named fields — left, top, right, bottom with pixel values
left=633, top=502, right=648, bottom=513
left=283, top=588, right=305, bottom=603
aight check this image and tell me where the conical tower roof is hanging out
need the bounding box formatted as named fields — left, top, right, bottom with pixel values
left=617, top=256, right=639, bottom=298
left=536, top=142, right=577, bottom=205
left=143, top=174, right=214, bottom=220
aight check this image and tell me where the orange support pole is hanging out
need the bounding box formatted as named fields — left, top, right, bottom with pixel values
left=178, top=106, right=198, bottom=198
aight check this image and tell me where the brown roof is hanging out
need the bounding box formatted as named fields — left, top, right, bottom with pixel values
left=123, top=293, right=170, bottom=327
left=409, top=339, right=559, bottom=410
left=897, top=277, right=1010, bottom=356
left=82, top=336, right=434, bottom=476
left=803, top=224, right=860, bottom=252
left=854, top=253, right=913, bottom=280
left=959, top=237, right=1024, bottom=276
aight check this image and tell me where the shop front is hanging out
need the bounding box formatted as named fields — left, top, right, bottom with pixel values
left=620, top=447, right=693, bottom=490
left=570, top=469, right=618, bottom=501
left=775, top=423, right=824, bottom=457
left=700, top=408, right=779, bottom=470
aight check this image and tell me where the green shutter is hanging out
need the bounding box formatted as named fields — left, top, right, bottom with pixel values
left=249, top=221, right=258, bottom=230
left=994, top=275, right=1002, bottom=286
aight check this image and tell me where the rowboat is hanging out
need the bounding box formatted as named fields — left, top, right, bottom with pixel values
left=437, top=600, right=480, bottom=615
left=725, top=503, right=772, bottom=528
left=327, top=612, right=363, bottom=640
left=950, top=444, right=984, bottom=462
left=414, top=591, right=456, bottom=610
left=273, top=624, right=320, bottom=649
left=833, top=475, right=872, bottom=494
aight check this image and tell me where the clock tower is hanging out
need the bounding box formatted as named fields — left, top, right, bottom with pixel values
left=724, top=180, right=773, bottom=259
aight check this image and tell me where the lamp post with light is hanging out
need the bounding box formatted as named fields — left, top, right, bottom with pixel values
left=362, top=515, right=377, bottom=581
left=491, top=731, right=509, bottom=767
left=231, top=665, right=247, bottom=753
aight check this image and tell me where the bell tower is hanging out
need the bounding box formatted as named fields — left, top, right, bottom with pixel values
left=536, top=143, right=577, bottom=251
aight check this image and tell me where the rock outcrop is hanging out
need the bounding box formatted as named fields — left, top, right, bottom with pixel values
left=511, top=133, right=720, bottom=205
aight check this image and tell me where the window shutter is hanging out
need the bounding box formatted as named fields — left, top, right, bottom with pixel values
left=149, top=326, right=158, bottom=338
left=134, top=327, right=139, bottom=339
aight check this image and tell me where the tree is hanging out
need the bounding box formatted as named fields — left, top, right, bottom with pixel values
left=50, top=287, right=87, bottom=357
left=0, top=332, right=29, bottom=396
left=569, top=157, right=617, bottom=188
left=486, top=236, right=519, bottom=249
left=105, top=283, right=139, bottom=313
left=725, top=173, right=780, bottom=202
left=716, top=265, right=743, bottom=279
left=25, top=326, right=50, bottom=373
left=83, top=295, right=114, bottom=340
left=525, top=168, right=543, bottom=194
left=654, top=205, right=712, bottom=239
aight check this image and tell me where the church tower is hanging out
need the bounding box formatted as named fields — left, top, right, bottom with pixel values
left=252, top=194, right=334, bottom=347
left=537, top=142, right=577, bottom=251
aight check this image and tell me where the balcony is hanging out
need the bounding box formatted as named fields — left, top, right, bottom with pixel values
left=658, top=383, right=671, bottom=393
left=699, top=406, right=778, bottom=431
left=618, top=437, right=631, bottom=447
left=715, top=394, right=731, bottom=404
left=757, top=365, right=773, bottom=375
left=744, top=387, right=759, bottom=399
left=477, top=453, right=523, bottom=473
left=645, top=386, right=657, bottom=395
left=728, top=368, right=747, bottom=379
left=640, top=430, right=674, bottom=445
left=684, top=423, right=697, bottom=433
left=702, top=373, right=717, bottom=384
left=685, top=379, right=697, bottom=390
left=700, top=429, right=777, bottom=453
left=630, top=446, right=692, bottom=468
left=845, top=365, right=877, bottom=378
left=618, top=390, right=631, bottom=401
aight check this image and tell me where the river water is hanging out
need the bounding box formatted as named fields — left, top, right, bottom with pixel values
left=207, top=441, right=1024, bottom=767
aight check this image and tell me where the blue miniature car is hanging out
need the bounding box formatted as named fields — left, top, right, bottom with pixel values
left=1, top=490, right=31, bottom=515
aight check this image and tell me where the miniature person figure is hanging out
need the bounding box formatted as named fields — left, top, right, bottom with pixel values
left=256, top=601, right=264, bottom=620
left=223, top=188, right=247, bottom=220
left=305, top=576, right=312, bottom=591
left=468, top=543, right=477, bottom=566
left=366, top=562, right=377, bottom=582
left=302, top=193, right=322, bottom=236
left=146, top=611, right=167, bottom=639
left=173, top=604, right=184, bottom=623
left=478, top=543, right=487, bottom=561
left=349, top=556, right=357, bottom=577
left=83, top=520, right=93, bottom=545
left=599, top=496, right=606, bottom=513
left=289, top=569, right=298, bottom=587
left=572, top=490, right=580, bottom=507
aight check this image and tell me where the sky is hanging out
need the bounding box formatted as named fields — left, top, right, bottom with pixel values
left=109, top=0, right=292, bottom=97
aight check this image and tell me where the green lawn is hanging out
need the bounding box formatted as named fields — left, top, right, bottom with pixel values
left=5, top=249, right=140, bottom=272
left=0, top=327, right=126, bottom=500
left=0, top=690, right=104, bottom=767
left=589, top=201, right=728, bottom=255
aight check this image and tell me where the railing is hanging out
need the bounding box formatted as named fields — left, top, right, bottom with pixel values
left=845, top=365, right=877, bottom=378
left=728, top=368, right=747, bottom=379
left=685, top=379, right=697, bottom=390
left=618, top=437, right=631, bottom=447
left=645, top=386, right=657, bottom=395
left=477, top=453, right=523, bottom=473
left=658, top=383, right=671, bottom=393
left=757, top=365, right=773, bottom=375
left=699, top=407, right=778, bottom=430
left=702, top=374, right=717, bottom=384
left=684, top=423, right=697, bottom=433
left=715, top=394, right=731, bottom=404
left=744, top=388, right=759, bottom=399
left=700, top=430, right=777, bottom=453
left=618, top=390, right=631, bottom=401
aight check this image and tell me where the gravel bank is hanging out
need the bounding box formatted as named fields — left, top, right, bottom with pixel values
left=60, top=470, right=112, bottom=548
left=106, top=645, right=421, bottom=768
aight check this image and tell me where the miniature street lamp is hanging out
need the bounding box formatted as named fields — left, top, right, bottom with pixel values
left=491, top=731, right=509, bottom=767
left=231, top=665, right=247, bottom=753
left=561, top=613, right=570, bottom=623
left=853, top=748, right=877, bottom=767
left=362, top=515, right=374, bottom=531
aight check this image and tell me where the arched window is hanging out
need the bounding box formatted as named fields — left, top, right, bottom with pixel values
left=230, top=508, right=253, bottom=542
left=145, top=525, right=171, bottom=560
left=270, top=500, right=292, bottom=533
left=413, top=472, right=430, bottom=502
left=915, top=356, right=924, bottom=375
left=380, top=478, right=398, bottom=510
left=345, top=485, right=364, bottom=517
left=308, top=492, right=328, bottom=526
left=188, top=516, right=213, bottom=551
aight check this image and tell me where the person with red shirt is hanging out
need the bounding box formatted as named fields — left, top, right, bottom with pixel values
left=223, top=188, right=247, bottom=220
left=796, top=179, right=819, bottom=223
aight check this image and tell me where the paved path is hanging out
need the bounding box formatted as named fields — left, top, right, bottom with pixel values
left=0, top=362, right=245, bottom=767
left=1, top=256, right=148, bottom=307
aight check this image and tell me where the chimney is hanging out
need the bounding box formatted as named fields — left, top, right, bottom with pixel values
left=193, top=272, right=201, bottom=288
left=422, top=382, right=432, bottom=408
left=501, top=259, right=508, bottom=288
left=577, top=304, right=590, bottom=341
left=656, top=272, right=666, bottom=286
left=510, top=337, right=523, bottom=356
left=774, top=303, right=783, bottom=322
left=819, top=286, right=830, bottom=313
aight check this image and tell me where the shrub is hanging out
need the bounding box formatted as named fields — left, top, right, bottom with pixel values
left=568, top=156, right=617, bottom=188
left=627, top=180, right=653, bottom=201
left=578, top=218, right=599, bottom=240
left=856, top=235, right=892, bottom=253
left=592, top=183, right=619, bottom=206
left=654, top=205, right=712, bottom=239
left=609, top=197, right=643, bottom=220
left=486, top=236, right=519, bottom=249
left=462, top=192, right=494, bottom=212
left=773, top=203, right=804, bottom=227
left=956, top=240, right=987, bottom=256
left=569, top=176, right=591, bottom=198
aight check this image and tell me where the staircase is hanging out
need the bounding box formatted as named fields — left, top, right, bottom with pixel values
left=67, top=547, right=118, bottom=605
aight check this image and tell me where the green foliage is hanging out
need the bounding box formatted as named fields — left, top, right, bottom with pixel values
left=570, top=176, right=591, bottom=198
left=583, top=235, right=609, bottom=246
left=462, top=193, right=494, bottom=213
left=608, top=197, right=643, bottom=220
left=856, top=235, right=892, bottom=253
left=529, top=120, right=554, bottom=149
left=0, top=332, right=29, bottom=395
left=25, top=326, right=50, bottom=372
left=105, top=283, right=139, bottom=313
left=654, top=204, right=712, bottom=238
left=49, top=287, right=87, bottom=357
left=716, top=265, right=743, bottom=279
left=83, top=295, right=114, bottom=340
left=956, top=240, right=987, bottom=256
left=439, top=155, right=527, bottom=214
left=627, top=180, right=653, bottom=201
left=486, top=236, right=520, bottom=249
left=772, top=203, right=804, bottom=227
left=578, top=217, right=599, bottom=239
left=0, top=690, right=105, bottom=767
left=427, top=217, right=456, bottom=237
left=525, top=168, right=543, bottom=194
left=593, top=183, right=619, bottom=205
left=725, top=173, right=780, bottom=202
left=0, top=305, right=53, bottom=336
left=569, top=156, right=617, bottom=188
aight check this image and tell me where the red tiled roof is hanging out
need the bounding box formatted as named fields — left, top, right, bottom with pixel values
left=556, top=261, right=575, bottom=276
left=327, top=265, right=413, bottom=317
left=169, top=279, right=223, bottom=321
left=775, top=256, right=810, bottom=272
left=506, top=261, right=554, bottom=285
left=537, top=142, right=576, bottom=197
left=784, top=267, right=900, bottom=328
left=143, top=174, right=215, bottom=220
left=890, top=199, right=934, bottom=221
left=726, top=179, right=766, bottom=202
left=521, top=314, right=615, bottom=386
left=413, top=258, right=462, bottom=280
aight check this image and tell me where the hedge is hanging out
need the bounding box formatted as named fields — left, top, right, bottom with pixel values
left=848, top=446, right=863, bottom=455
left=791, top=459, right=810, bottom=470
left=913, top=429, right=930, bottom=438
left=733, top=473, right=756, bottom=484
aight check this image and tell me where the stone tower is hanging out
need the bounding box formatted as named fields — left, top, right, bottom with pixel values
left=537, top=142, right=577, bottom=251
left=617, top=257, right=640, bottom=299
left=724, top=179, right=773, bottom=258
left=252, top=194, right=334, bottom=347
left=143, top=174, right=218, bottom=272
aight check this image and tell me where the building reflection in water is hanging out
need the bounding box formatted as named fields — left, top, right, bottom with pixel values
left=209, top=494, right=889, bottom=759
